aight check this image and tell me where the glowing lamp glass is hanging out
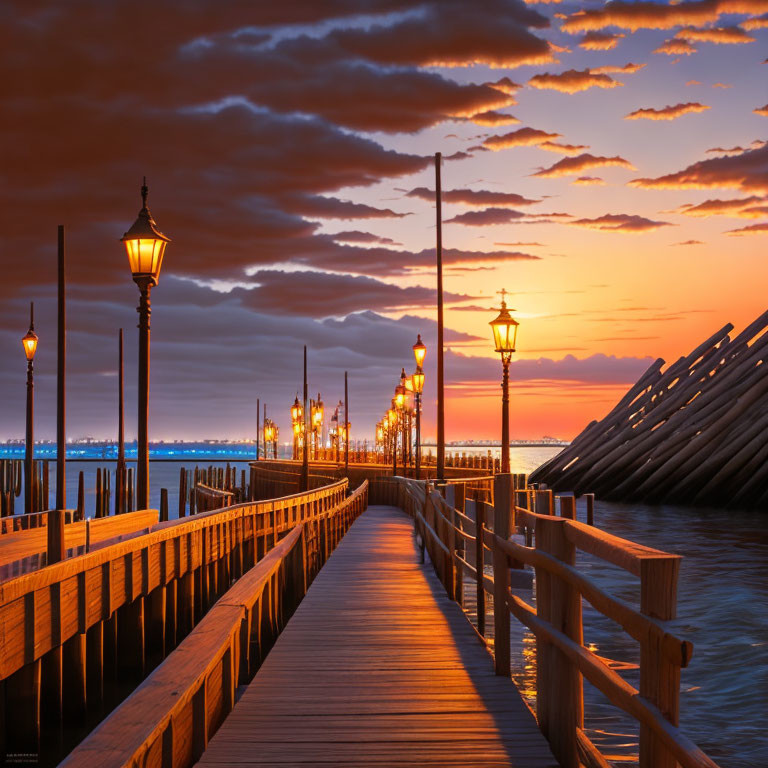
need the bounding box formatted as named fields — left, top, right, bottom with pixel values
left=412, top=370, right=425, bottom=394
left=124, top=237, right=167, bottom=281
left=413, top=335, right=426, bottom=369
left=490, top=306, right=519, bottom=354
left=22, top=330, right=38, bottom=361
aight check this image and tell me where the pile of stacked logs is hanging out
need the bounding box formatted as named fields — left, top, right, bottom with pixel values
left=530, top=310, right=768, bottom=509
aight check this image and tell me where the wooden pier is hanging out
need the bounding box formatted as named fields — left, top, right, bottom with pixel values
left=196, top=505, right=557, bottom=767
left=0, top=469, right=726, bottom=768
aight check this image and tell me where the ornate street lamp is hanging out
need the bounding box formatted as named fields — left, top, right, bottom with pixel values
left=388, top=402, right=398, bottom=476
left=412, top=335, right=426, bottom=476
left=311, top=393, right=324, bottom=459
left=22, top=303, right=38, bottom=514
left=291, top=395, right=303, bottom=423
left=291, top=394, right=303, bottom=459
left=489, top=289, right=519, bottom=474
left=121, top=178, right=171, bottom=510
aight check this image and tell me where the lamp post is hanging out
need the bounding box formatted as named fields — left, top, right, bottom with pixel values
left=291, top=395, right=303, bottom=460
left=412, top=334, right=426, bottom=477
left=489, top=290, right=519, bottom=474
left=388, top=404, right=398, bottom=476
left=311, top=393, right=323, bottom=460
left=22, top=303, right=38, bottom=514
left=121, top=179, right=171, bottom=510
left=396, top=369, right=408, bottom=474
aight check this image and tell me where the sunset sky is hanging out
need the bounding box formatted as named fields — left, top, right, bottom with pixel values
left=1, top=0, right=767, bottom=443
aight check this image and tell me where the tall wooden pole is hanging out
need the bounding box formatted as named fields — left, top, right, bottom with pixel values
left=301, top=346, right=309, bottom=491
left=56, top=225, right=67, bottom=510
left=256, top=397, right=260, bottom=461
left=24, top=302, right=35, bottom=515
left=117, top=329, right=125, bottom=514
left=435, top=152, right=445, bottom=483
left=49, top=226, right=66, bottom=562
left=136, top=279, right=152, bottom=510
left=344, top=371, right=349, bottom=477
left=501, top=358, right=510, bottom=474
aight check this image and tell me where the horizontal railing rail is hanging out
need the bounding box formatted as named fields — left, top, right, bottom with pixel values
left=0, top=479, right=350, bottom=763
left=61, top=481, right=369, bottom=768
left=393, top=475, right=721, bottom=768
left=0, top=509, right=159, bottom=583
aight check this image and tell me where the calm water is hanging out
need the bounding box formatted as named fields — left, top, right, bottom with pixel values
left=25, top=452, right=768, bottom=766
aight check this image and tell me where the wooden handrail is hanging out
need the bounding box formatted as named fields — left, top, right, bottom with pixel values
left=0, top=481, right=348, bottom=681
left=393, top=475, right=721, bottom=768
left=60, top=480, right=369, bottom=768
left=501, top=586, right=720, bottom=768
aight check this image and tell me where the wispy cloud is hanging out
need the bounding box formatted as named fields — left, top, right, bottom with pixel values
left=570, top=213, right=673, bottom=233
left=654, top=39, right=697, bottom=55
left=725, top=222, right=768, bottom=235
left=483, top=127, right=562, bottom=150
left=630, top=145, right=768, bottom=193
left=528, top=68, right=623, bottom=93
left=572, top=176, right=606, bottom=186
left=533, top=153, right=636, bottom=178
left=579, top=31, right=625, bottom=50
left=624, top=102, right=710, bottom=120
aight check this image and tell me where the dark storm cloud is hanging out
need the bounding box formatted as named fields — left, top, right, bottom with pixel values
left=0, top=0, right=555, bottom=436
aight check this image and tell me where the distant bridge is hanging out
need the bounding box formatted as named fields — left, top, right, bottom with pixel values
left=0, top=463, right=721, bottom=768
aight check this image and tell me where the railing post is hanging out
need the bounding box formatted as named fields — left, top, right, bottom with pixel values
left=585, top=493, right=595, bottom=526
left=492, top=473, right=512, bottom=677
left=535, top=489, right=553, bottom=516
left=559, top=495, right=576, bottom=519
left=475, top=501, right=486, bottom=637
left=534, top=515, right=582, bottom=768
left=640, top=556, right=682, bottom=768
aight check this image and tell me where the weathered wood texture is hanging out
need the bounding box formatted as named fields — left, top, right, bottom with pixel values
left=0, top=482, right=347, bottom=682
left=396, top=477, right=721, bottom=768
left=0, top=481, right=350, bottom=763
left=530, top=311, right=768, bottom=507
left=195, top=505, right=556, bottom=768
left=60, top=482, right=368, bottom=768
left=0, top=509, right=159, bottom=581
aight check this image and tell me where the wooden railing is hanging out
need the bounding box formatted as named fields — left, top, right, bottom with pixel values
left=1, top=508, right=79, bottom=534
left=0, top=509, right=159, bottom=583
left=194, top=483, right=234, bottom=513
left=61, top=481, right=369, bottom=768
left=0, top=480, right=348, bottom=763
left=393, top=474, right=721, bottom=768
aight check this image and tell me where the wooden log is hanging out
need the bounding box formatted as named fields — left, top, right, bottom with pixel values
left=76, top=471, right=84, bottom=520
left=95, top=468, right=102, bottom=519
left=160, top=488, right=168, bottom=522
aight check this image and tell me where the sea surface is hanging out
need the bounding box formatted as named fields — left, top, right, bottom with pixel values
left=10, top=447, right=768, bottom=767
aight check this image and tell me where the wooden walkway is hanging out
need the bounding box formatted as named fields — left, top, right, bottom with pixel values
left=196, top=505, right=557, bottom=767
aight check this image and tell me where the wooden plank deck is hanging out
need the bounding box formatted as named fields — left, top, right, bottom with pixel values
left=196, top=505, right=557, bottom=767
